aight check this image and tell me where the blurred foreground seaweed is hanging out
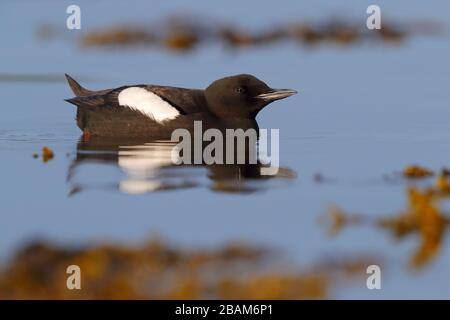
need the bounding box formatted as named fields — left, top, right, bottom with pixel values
left=322, top=166, right=450, bottom=269
left=0, top=238, right=376, bottom=299
left=38, top=16, right=444, bottom=52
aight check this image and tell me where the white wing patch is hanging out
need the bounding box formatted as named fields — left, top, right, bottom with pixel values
left=118, top=87, right=180, bottom=123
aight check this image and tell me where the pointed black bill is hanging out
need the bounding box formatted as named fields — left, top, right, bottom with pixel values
left=255, top=88, right=298, bottom=101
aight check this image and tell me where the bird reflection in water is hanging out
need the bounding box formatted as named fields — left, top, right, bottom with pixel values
left=67, top=137, right=296, bottom=195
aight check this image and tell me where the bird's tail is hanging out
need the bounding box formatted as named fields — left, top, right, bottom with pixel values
left=65, top=74, right=92, bottom=97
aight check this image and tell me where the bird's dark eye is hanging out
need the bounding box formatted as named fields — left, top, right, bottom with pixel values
left=235, top=86, right=247, bottom=94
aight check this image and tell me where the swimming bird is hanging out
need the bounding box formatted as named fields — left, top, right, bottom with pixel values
left=64, top=74, right=297, bottom=138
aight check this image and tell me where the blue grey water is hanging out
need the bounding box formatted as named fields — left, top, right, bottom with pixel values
left=1, top=0, right=450, bottom=298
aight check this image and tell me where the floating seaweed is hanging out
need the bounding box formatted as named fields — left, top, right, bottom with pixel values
left=374, top=24, right=406, bottom=43
left=321, top=206, right=365, bottom=236
left=379, top=186, right=449, bottom=268
left=164, top=32, right=199, bottom=52
left=81, top=27, right=156, bottom=47
left=42, top=147, right=54, bottom=163
left=323, top=169, right=450, bottom=269
left=33, top=147, right=54, bottom=163
left=403, top=165, right=434, bottom=179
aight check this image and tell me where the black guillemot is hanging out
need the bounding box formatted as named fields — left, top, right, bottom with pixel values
left=64, top=74, right=297, bottom=138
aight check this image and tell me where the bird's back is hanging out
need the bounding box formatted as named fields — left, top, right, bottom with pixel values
left=64, top=74, right=208, bottom=138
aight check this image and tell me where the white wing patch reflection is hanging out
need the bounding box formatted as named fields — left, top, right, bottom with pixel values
left=68, top=140, right=295, bottom=195
left=118, top=142, right=190, bottom=194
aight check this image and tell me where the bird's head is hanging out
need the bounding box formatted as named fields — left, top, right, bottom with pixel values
left=204, top=74, right=297, bottom=120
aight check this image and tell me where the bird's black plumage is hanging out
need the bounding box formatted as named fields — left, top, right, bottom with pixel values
left=64, top=74, right=297, bottom=138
